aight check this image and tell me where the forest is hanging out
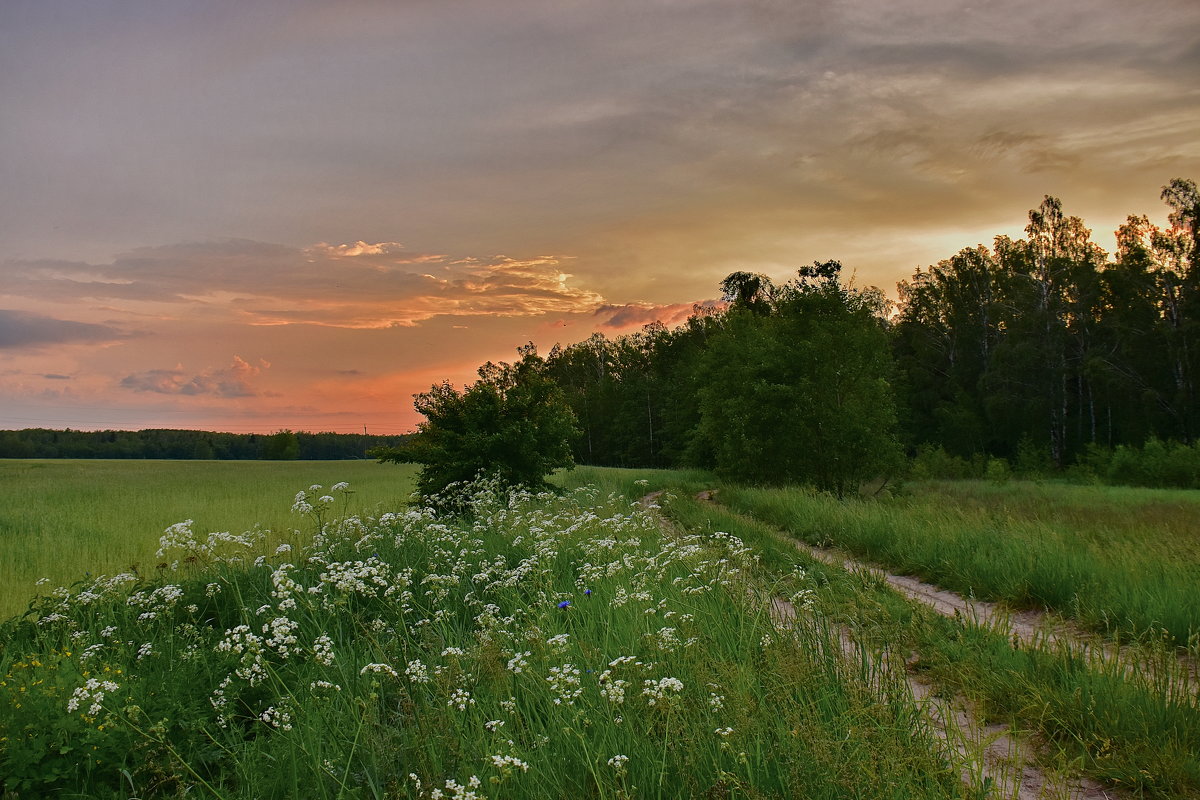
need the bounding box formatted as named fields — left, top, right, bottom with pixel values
left=0, top=427, right=408, bottom=460
left=534, top=178, right=1200, bottom=488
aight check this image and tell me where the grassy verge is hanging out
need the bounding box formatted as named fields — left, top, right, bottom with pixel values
left=0, top=460, right=417, bottom=619
left=660, top=492, right=1200, bottom=798
left=0, top=477, right=962, bottom=799
left=717, top=479, right=1200, bottom=646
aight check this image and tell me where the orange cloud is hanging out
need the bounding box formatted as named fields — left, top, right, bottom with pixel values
left=592, top=300, right=723, bottom=332
left=4, top=241, right=605, bottom=330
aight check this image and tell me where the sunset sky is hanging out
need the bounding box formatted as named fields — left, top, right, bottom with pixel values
left=2, top=0, right=1198, bottom=434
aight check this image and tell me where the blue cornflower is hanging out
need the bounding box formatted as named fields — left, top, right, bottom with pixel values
left=558, top=600, right=571, bottom=608
left=584, top=589, right=592, bottom=595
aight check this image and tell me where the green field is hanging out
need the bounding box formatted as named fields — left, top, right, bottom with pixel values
left=2, top=462, right=1198, bottom=798
left=717, top=478, right=1200, bottom=644
left=2, top=466, right=961, bottom=799
left=0, top=460, right=418, bottom=619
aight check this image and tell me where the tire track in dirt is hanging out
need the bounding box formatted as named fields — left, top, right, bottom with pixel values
left=766, top=594, right=1115, bottom=800
left=694, top=489, right=1198, bottom=698
left=678, top=490, right=1125, bottom=799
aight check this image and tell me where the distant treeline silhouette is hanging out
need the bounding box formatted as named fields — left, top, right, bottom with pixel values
left=0, top=427, right=409, bottom=460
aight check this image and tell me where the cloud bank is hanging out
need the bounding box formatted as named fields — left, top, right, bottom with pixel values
left=0, top=309, right=127, bottom=349
left=4, top=241, right=607, bottom=329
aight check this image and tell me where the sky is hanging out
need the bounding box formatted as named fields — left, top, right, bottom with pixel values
left=2, top=0, right=1198, bottom=434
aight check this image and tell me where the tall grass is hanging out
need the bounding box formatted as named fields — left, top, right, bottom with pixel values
left=660, top=493, right=1200, bottom=798
left=0, top=460, right=417, bottom=619
left=720, top=480, right=1200, bottom=645
left=0, top=479, right=962, bottom=799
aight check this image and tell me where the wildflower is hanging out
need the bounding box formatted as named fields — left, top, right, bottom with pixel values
left=489, top=754, right=530, bottom=774
left=312, top=634, right=336, bottom=666
left=608, top=754, right=629, bottom=775
left=67, top=678, right=119, bottom=716
left=547, top=664, right=583, bottom=705
left=598, top=674, right=628, bottom=705
left=264, top=616, right=300, bottom=658
left=715, top=727, right=734, bottom=736
left=505, top=651, right=530, bottom=674
left=360, top=663, right=399, bottom=678
left=484, top=719, right=505, bottom=732
left=405, top=659, right=431, bottom=684
left=557, top=600, right=571, bottom=608
left=448, top=687, right=475, bottom=711
left=261, top=705, right=294, bottom=731
left=641, top=676, right=684, bottom=706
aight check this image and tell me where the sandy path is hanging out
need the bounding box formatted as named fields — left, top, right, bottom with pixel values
left=694, top=489, right=1197, bottom=697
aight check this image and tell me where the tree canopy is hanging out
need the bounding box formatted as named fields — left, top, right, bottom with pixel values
left=373, top=344, right=579, bottom=508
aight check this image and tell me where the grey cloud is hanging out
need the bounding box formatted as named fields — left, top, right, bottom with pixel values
left=119, top=356, right=265, bottom=398
left=0, top=0, right=1197, bottom=306
left=42, top=374, right=72, bottom=380
left=0, top=309, right=127, bottom=349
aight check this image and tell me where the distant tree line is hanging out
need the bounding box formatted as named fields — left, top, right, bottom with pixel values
left=533, top=177, right=1200, bottom=490
left=0, top=428, right=409, bottom=460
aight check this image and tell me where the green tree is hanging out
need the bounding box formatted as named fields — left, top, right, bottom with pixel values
left=375, top=344, right=579, bottom=509
left=262, top=429, right=300, bottom=460
left=697, top=262, right=903, bottom=497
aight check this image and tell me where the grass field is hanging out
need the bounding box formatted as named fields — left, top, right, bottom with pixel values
left=715, top=478, right=1200, bottom=645
left=1, top=469, right=962, bottom=799
left=2, top=462, right=1198, bottom=797
left=655, top=486, right=1200, bottom=797
left=0, top=460, right=418, bottom=619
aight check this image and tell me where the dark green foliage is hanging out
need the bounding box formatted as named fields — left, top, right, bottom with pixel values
left=0, top=428, right=408, bottom=460
left=374, top=344, right=578, bottom=506
left=893, top=178, right=1200, bottom=479
left=261, top=429, right=300, bottom=460
left=696, top=261, right=903, bottom=496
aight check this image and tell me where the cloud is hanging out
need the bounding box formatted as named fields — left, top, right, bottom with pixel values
left=119, top=356, right=267, bottom=398
left=592, top=301, right=722, bottom=331
left=3, top=241, right=606, bottom=329
left=0, top=309, right=127, bottom=349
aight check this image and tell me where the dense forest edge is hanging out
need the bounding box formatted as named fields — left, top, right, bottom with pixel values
left=376, top=177, right=1200, bottom=495
left=0, top=428, right=409, bottom=461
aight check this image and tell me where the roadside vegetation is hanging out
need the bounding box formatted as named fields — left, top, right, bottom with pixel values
left=651, top=485, right=1200, bottom=798
left=717, top=478, right=1200, bottom=646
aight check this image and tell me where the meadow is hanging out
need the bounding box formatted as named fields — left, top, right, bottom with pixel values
left=1, top=468, right=960, bottom=799
left=0, top=460, right=418, bottom=619
left=716, top=479, right=1200, bottom=645
left=2, top=462, right=1198, bottom=797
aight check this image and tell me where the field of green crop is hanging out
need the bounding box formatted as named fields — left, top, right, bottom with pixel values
left=0, top=460, right=418, bottom=619
left=2, top=462, right=1198, bottom=798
